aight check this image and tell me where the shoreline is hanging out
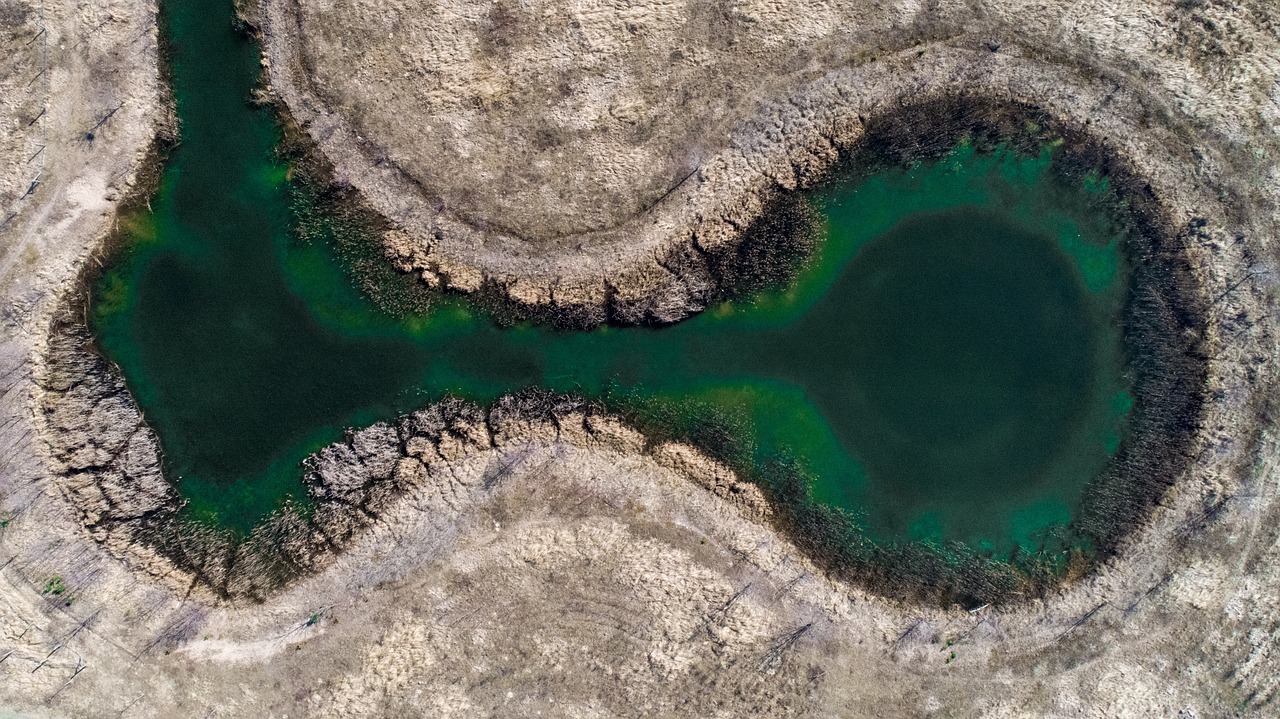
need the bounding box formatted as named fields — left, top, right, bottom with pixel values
left=29, top=0, right=1267, bottom=605
left=4, top=0, right=1280, bottom=714
left=33, top=93, right=1216, bottom=606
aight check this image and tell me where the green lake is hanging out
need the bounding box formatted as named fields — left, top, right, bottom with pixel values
left=91, top=0, right=1133, bottom=560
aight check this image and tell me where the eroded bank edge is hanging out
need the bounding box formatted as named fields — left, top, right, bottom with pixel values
left=36, top=328, right=775, bottom=601
left=260, top=3, right=1264, bottom=337
left=30, top=17, right=1269, bottom=606
left=342, top=89, right=1224, bottom=606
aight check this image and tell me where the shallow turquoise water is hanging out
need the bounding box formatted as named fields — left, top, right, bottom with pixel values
left=91, top=0, right=1132, bottom=559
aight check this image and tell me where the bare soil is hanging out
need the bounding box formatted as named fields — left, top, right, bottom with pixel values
left=265, top=0, right=1280, bottom=323
left=3, top=0, right=1280, bottom=717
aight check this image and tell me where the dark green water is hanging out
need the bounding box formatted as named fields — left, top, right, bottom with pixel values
left=93, top=0, right=1132, bottom=559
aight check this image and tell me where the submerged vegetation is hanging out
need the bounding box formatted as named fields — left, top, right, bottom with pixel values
left=629, top=99, right=1209, bottom=604
left=48, top=0, right=1208, bottom=604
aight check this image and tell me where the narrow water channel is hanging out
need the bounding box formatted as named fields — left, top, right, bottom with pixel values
left=92, top=0, right=1133, bottom=560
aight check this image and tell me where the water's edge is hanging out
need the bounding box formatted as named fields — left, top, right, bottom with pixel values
left=31, top=2, right=1210, bottom=606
